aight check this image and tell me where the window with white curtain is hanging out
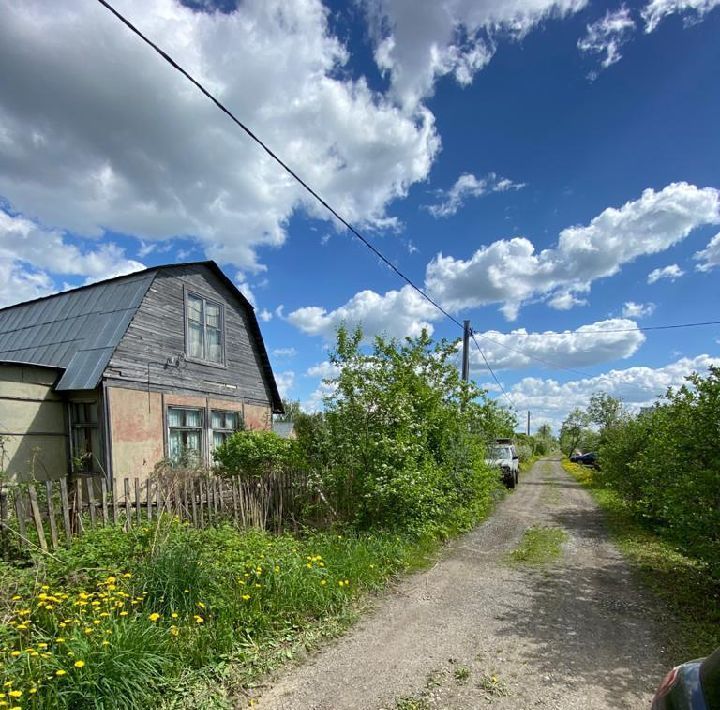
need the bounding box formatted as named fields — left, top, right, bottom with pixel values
left=167, top=407, right=203, bottom=466
left=210, top=410, right=241, bottom=450
left=185, top=292, right=224, bottom=364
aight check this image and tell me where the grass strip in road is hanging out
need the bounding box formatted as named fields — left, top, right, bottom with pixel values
left=562, top=459, right=720, bottom=663
left=508, top=526, right=567, bottom=565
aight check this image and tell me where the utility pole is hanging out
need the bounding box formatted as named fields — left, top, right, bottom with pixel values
left=461, top=320, right=471, bottom=382
left=527, top=411, right=531, bottom=437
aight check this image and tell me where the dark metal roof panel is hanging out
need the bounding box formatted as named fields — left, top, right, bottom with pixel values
left=0, top=271, right=155, bottom=390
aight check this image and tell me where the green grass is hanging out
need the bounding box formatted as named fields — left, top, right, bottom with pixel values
left=0, top=512, right=471, bottom=709
left=562, top=459, right=720, bottom=662
left=509, top=525, right=567, bottom=564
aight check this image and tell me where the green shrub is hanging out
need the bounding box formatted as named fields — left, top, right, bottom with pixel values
left=213, top=429, right=294, bottom=478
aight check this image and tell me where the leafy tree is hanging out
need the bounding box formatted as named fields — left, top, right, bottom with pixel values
left=559, top=408, right=590, bottom=456
left=297, top=325, right=515, bottom=533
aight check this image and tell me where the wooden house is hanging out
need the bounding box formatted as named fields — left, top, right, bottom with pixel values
left=0, top=261, right=283, bottom=484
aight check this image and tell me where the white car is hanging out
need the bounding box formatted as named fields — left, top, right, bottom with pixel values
left=485, top=442, right=519, bottom=488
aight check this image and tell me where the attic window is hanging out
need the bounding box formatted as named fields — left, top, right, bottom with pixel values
left=185, top=292, right=224, bottom=364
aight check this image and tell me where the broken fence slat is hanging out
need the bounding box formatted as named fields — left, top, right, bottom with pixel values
left=27, top=484, right=48, bottom=552
left=45, top=480, right=59, bottom=550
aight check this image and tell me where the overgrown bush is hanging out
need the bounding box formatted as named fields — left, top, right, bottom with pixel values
left=293, top=327, right=514, bottom=534
left=213, top=429, right=294, bottom=478
left=598, top=367, right=720, bottom=571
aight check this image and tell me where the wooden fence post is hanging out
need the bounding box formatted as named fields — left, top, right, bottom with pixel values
left=100, top=478, right=109, bottom=526
left=124, top=478, right=131, bottom=529
left=14, top=489, right=28, bottom=548
left=85, top=478, right=97, bottom=529
left=44, top=481, right=59, bottom=550
left=27, top=485, right=48, bottom=552
left=134, top=478, right=142, bottom=524
left=59, top=478, right=72, bottom=544
left=0, top=485, right=8, bottom=560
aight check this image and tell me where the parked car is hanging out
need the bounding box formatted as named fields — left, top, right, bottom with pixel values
left=570, top=451, right=600, bottom=469
left=485, top=440, right=519, bottom=489
left=652, top=646, right=720, bottom=709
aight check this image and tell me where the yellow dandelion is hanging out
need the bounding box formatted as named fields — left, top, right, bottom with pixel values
left=55, top=637, right=66, bottom=643
left=196, top=602, right=205, bottom=609
left=320, top=580, right=327, bottom=586
left=55, top=669, right=67, bottom=676
left=169, top=626, right=179, bottom=637
left=193, top=615, right=204, bottom=624
left=38, top=643, right=48, bottom=650
left=242, top=594, right=251, bottom=601
left=102, top=640, right=110, bottom=646
left=74, top=660, right=85, bottom=668
left=11, top=595, right=21, bottom=601
left=171, top=613, right=178, bottom=619
left=10, top=652, right=20, bottom=658
left=148, top=613, right=161, bottom=622
left=119, top=611, right=128, bottom=616
left=8, top=690, right=21, bottom=699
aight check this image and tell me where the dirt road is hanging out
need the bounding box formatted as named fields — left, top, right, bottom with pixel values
left=257, top=458, right=668, bottom=709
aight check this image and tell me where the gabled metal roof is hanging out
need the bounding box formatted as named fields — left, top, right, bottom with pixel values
left=0, top=262, right=283, bottom=412
left=0, top=271, right=155, bottom=390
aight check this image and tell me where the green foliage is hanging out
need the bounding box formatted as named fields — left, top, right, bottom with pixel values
left=213, top=429, right=294, bottom=478
left=295, top=326, right=513, bottom=533
left=0, top=519, right=442, bottom=708
left=598, top=368, right=720, bottom=569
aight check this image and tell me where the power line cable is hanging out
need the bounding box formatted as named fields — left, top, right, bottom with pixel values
left=95, top=0, right=719, bottom=390
left=94, top=0, right=463, bottom=331
left=470, top=332, right=514, bottom=408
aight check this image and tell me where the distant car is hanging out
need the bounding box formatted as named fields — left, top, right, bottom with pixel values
left=652, top=646, right=720, bottom=709
left=570, top=451, right=599, bottom=468
left=485, top=441, right=519, bottom=488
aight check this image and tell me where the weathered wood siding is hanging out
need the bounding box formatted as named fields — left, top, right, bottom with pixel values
left=103, top=264, right=272, bottom=407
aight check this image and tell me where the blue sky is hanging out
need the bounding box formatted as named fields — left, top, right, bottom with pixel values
left=1, top=0, right=719, bottom=429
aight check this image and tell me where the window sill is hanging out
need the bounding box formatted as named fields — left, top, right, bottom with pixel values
left=184, top=356, right=227, bottom=370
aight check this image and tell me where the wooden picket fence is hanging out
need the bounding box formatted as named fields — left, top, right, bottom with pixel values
left=0, top=470, right=310, bottom=559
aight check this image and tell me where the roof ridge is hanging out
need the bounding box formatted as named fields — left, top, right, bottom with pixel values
left=0, top=260, right=215, bottom=313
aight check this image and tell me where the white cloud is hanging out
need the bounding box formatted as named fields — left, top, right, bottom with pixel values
left=647, top=263, right=684, bottom=283
left=642, top=0, right=720, bottom=32
left=302, top=378, right=338, bottom=413
left=272, top=347, right=297, bottom=358
left=0, top=210, right=144, bottom=307
left=258, top=309, right=273, bottom=322
left=0, top=0, right=440, bottom=274
left=548, top=291, right=588, bottom=310
left=274, top=370, right=295, bottom=399
left=288, top=285, right=440, bottom=341
left=425, top=172, right=525, bottom=218
left=470, top=318, right=645, bottom=371
left=364, top=0, right=587, bottom=109
left=694, top=232, right=720, bottom=272
left=426, top=182, right=719, bottom=319
left=306, top=361, right=341, bottom=379
left=621, top=301, right=655, bottom=318
left=577, top=7, right=636, bottom=77
left=510, top=353, right=720, bottom=428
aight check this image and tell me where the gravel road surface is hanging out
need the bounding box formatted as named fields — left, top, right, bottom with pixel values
left=256, top=458, right=668, bottom=709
